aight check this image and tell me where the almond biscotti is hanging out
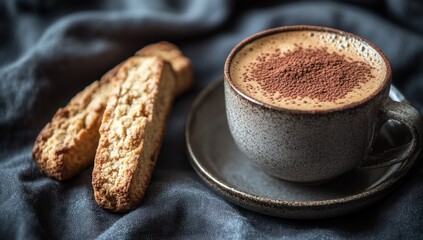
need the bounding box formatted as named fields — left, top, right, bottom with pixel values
left=32, top=74, right=112, bottom=180
left=92, top=56, right=175, bottom=211
left=136, top=41, right=193, bottom=96
left=32, top=42, right=192, bottom=180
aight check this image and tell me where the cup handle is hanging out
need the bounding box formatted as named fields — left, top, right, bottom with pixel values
left=359, top=98, right=423, bottom=169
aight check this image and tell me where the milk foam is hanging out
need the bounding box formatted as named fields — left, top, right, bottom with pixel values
left=229, top=30, right=388, bottom=111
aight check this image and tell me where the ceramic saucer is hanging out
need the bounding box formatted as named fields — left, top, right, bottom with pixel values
left=186, top=78, right=421, bottom=219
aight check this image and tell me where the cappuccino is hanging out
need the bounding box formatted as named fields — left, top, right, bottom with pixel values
left=229, top=30, right=387, bottom=111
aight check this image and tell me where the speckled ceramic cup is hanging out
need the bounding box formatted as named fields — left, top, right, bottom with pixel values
left=224, top=26, right=423, bottom=183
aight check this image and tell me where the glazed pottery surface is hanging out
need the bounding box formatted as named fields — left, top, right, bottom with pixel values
left=224, top=25, right=421, bottom=182
left=186, top=79, right=421, bottom=219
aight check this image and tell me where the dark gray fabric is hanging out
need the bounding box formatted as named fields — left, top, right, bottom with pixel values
left=1, top=0, right=423, bottom=239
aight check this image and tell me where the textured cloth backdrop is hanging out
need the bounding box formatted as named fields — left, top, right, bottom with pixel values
left=1, top=0, right=423, bottom=239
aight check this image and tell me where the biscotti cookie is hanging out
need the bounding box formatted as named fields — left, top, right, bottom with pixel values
left=92, top=56, right=176, bottom=211
left=136, top=41, right=193, bottom=96
left=32, top=75, right=112, bottom=180
left=32, top=42, right=192, bottom=180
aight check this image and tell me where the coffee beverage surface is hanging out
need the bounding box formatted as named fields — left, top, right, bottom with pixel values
left=229, top=30, right=387, bottom=111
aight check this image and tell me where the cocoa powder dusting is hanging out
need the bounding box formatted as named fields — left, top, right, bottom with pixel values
left=244, top=47, right=374, bottom=103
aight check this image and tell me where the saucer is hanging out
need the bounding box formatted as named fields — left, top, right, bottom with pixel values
left=186, top=78, right=420, bottom=219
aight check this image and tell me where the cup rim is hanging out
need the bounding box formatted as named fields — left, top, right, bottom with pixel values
left=224, top=25, right=392, bottom=114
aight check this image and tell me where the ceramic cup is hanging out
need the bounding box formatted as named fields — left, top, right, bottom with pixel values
left=224, top=25, right=423, bottom=183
